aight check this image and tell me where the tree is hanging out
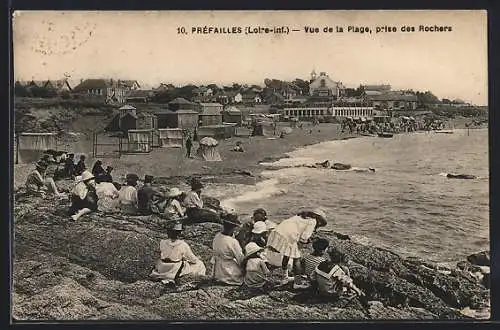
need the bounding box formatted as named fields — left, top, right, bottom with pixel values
left=14, top=82, right=30, bottom=97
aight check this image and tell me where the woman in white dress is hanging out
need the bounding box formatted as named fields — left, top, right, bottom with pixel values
left=150, top=222, right=206, bottom=285
left=211, top=213, right=245, bottom=285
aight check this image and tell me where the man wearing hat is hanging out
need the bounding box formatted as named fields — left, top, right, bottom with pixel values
left=137, top=175, right=161, bottom=215
left=70, top=170, right=98, bottom=220
left=212, top=213, right=244, bottom=285
left=183, top=179, right=221, bottom=224
left=118, top=173, right=139, bottom=215
left=25, top=160, right=65, bottom=198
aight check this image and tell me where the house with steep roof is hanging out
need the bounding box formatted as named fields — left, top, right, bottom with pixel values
left=45, top=79, right=73, bottom=93
left=309, top=72, right=344, bottom=99
left=197, top=103, right=223, bottom=126
left=72, top=79, right=140, bottom=104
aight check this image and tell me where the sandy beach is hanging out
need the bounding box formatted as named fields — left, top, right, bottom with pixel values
left=14, top=122, right=357, bottom=189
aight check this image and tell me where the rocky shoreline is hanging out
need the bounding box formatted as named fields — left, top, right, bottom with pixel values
left=12, top=181, right=490, bottom=321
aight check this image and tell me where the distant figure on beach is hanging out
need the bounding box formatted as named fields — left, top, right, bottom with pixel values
left=95, top=181, right=120, bottom=214
left=233, top=141, right=244, bottom=152
left=185, top=135, right=193, bottom=158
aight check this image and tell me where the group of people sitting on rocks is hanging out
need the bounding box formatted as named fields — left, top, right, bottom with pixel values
left=23, top=154, right=365, bottom=303
left=149, top=206, right=365, bottom=303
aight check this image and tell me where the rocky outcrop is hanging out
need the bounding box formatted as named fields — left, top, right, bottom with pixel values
left=12, top=190, right=490, bottom=321
left=467, top=251, right=490, bottom=267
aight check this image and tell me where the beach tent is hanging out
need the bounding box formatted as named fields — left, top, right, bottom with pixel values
left=127, top=129, right=153, bottom=153
left=197, top=137, right=221, bottom=161
left=16, top=132, right=57, bottom=164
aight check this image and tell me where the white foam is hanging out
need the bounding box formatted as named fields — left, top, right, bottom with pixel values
left=220, top=178, right=286, bottom=210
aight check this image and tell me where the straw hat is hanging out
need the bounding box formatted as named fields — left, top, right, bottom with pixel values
left=311, top=208, right=327, bottom=223
left=264, top=220, right=277, bottom=231
left=78, top=171, right=95, bottom=183
left=168, top=187, right=183, bottom=198
left=171, top=222, right=183, bottom=232
left=251, top=221, right=268, bottom=234
left=222, top=213, right=241, bottom=227
left=245, top=242, right=263, bottom=258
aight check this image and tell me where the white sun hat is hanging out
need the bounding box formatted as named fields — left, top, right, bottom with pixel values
left=251, top=221, right=268, bottom=234
left=311, top=208, right=327, bottom=223
left=168, top=187, right=183, bottom=197
left=245, top=242, right=263, bottom=258
left=77, top=171, right=95, bottom=183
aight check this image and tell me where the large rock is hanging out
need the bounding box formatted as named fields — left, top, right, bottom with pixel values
left=467, top=251, right=490, bottom=266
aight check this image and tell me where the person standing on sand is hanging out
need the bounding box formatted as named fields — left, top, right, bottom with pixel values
left=185, top=134, right=193, bottom=158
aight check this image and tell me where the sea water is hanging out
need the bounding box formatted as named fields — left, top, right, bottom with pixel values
left=210, top=128, right=489, bottom=263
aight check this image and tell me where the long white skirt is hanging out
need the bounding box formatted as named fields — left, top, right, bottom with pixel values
left=150, top=259, right=206, bottom=281
left=267, top=230, right=301, bottom=259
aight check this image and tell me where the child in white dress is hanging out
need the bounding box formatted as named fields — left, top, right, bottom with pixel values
left=266, top=208, right=327, bottom=284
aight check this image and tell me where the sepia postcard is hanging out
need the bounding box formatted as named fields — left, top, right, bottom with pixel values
left=11, top=10, right=489, bottom=321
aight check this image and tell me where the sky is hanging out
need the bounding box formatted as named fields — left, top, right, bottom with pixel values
left=13, top=10, right=487, bottom=105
